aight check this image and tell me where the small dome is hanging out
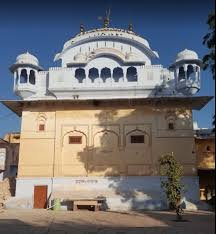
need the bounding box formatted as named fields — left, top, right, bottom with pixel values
left=74, top=53, right=87, bottom=62
left=125, top=52, right=137, bottom=60
left=176, top=49, right=199, bottom=62
left=16, top=52, right=39, bottom=66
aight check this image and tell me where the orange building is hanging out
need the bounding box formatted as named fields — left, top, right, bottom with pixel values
left=194, top=128, right=215, bottom=201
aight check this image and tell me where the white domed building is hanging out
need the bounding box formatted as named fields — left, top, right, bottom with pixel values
left=1, top=21, right=212, bottom=211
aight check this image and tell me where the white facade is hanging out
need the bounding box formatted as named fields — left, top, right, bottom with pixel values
left=10, top=28, right=202, bottom=100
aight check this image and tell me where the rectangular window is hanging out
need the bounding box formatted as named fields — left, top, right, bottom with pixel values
left=39, top=124, right=45, bottom=131
left=69, top=136, right=82, bottom=144
left=131, top=135, right=144, bottom=143
left=168, top=123, right=174, bottom=130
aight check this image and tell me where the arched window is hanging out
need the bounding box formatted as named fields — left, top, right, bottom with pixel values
left=75, top=68, right=86, bottom=83
left=178, top=67, right=185, bottom=81
left=113, top=67, right=123, bottom=82
left=126, top=66, right=137, bottom=82
left=88, top=68, right=99, bottom=81
left=101, top=67, right=111, bottom=81
left=37, top=113, right=47, bottom=132
left=29, top=70, right=36, bottom=85
left=187, top=65, right=195, bottom=81
left=20, top=69, right=28, bottom=83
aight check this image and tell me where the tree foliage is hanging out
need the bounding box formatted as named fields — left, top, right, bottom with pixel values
left=202, top=12, right=215, bottom=79
left=159, top=153, right=185, bottom=209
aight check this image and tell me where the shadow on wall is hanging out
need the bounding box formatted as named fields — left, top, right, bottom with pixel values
left=60, top=98, right=195, bottom=211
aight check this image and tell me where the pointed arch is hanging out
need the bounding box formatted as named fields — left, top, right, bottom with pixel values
left=93, top=129, right=120, bottom=148
left=20, top=69, right=28, bottom=83
left=62, top=130, right=87, bottom=147
left=126, top=66, right=137, bottom=82
left=100, top=67, right=111, bottom=82
left=88, top=67, right=99, bottom=81
left=36, top=113, right=47, bottom=132
left=29, top=70, right=36, bottom=84
left=178, top=66, right=185, bottom=81
left=187, top=64, right=196, bottom=81
left=113, top=67, right=124, bottom=82
left=75, top=68, right=86, bottom=83
left=125, top=128, right=150, bottom=146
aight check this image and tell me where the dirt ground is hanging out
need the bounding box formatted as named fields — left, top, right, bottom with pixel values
left=0, top=209, right=214, bottom=234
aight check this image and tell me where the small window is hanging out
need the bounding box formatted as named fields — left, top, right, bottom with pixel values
left=168, top=123, right=174, bottom=130
left=131, top=135, right=144, bottom=143
left=39, top=124, right=45, bottom=131
left=69, top=136, right=82, bottom=144
left=206, top=146, right=211, bottom=151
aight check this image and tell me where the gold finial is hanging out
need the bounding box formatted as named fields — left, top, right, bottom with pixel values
left=128, top=23, right=133, bottom=31
left=80, top=23, right=85, bottom=34
left=104, top=18, right=109, bottom=28
left=103, top=8, right=111, bottom=28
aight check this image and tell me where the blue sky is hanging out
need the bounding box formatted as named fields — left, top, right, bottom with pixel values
left=0, top=0, right=215, bottom=137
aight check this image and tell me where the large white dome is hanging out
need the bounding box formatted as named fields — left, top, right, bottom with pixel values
left=16, top=52, right=39, bottom=66
left=176, top=49, right=199, bottom=62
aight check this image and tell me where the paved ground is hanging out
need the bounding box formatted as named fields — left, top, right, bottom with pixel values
left=0, top=209, right=214, bottom=234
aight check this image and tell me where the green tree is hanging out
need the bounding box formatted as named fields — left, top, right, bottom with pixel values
left=159, top=152, right=185, bottom=209
left=202, top=12, right=215, bottom=79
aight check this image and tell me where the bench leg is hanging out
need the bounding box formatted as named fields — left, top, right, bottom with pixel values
left=73, top=204, right=78, bottom=211
left=94, top=205, right=99, bottom=211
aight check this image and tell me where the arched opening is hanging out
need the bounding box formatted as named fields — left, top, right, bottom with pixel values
left=20, top=69, right=28, bottom=83
left=101, top=67, right=111, bottom=82
left=29, top=70, right=36, bottom=85
left=113, top=67, right=123, bottom=82
left=88, top=68, right=99, bottom=81
left=178, top=67, right=185, bottom=81
left=75, top=68, right=86, bottom=83
left=187, top=65, right=195, bottom=81
left=126, top=66, right=137, bottom=82
left=37, top=113, right=47, bottom=132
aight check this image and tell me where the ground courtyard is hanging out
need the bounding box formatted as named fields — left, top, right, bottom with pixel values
left=0, top=209, right=214, bottom=234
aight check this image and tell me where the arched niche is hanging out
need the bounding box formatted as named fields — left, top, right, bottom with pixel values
left=126, top=66, right=137, bottom=82
left=113, top=67, right=124, bottom=82
left=125, top=129, right=150, bottom=146
left=62, top=130, right=87, bottom=147
left=61, top=130, right=88, bottom=176
left=88, top=67, right=99, bottom=81
left=36, top=113, right=47, bottom=132
left=93, top=129, right=119, bottom=152
left=100, top=67, right=111, bottom=82
left=75, top=68, right=86, bottom=83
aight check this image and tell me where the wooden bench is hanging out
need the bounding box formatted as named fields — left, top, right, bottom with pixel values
left=72, top=198, right=104, bottom=211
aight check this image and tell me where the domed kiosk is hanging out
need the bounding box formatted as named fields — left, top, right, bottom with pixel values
left=170, top=49, right=202, bottom=95
left=10, top=52, right=43, bottom=99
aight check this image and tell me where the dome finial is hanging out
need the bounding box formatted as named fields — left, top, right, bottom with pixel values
left=80, top=23, right=85, bottom=34
left=103, top=8, right=111, bottom=28
left=128, top=23, right=133, bottom=32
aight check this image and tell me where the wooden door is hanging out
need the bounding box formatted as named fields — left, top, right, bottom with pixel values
left=33, top=185, right=48, bottom=209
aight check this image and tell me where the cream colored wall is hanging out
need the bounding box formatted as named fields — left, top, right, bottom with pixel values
left=195, top=138, right=215, bottom=169
left=18, top=103, right=196, bottom=178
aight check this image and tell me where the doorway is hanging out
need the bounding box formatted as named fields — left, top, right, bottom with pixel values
left=33, top=185, right=48, bottom=208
